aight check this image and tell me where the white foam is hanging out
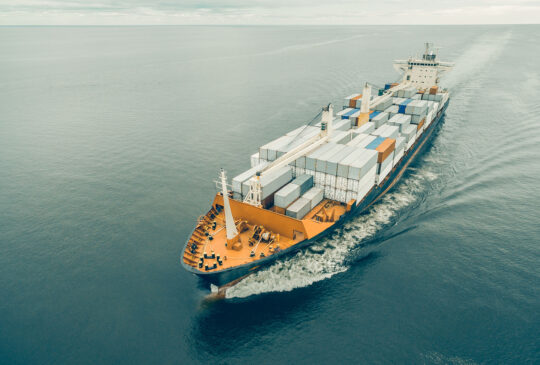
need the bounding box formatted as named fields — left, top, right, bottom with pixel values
left=225, top=167, right=438, bottom=299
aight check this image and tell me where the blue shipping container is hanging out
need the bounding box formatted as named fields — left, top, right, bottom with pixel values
left=342, top=108, right=360, bottom=119
left=384, top=83, right=391, bottom=90
left=365, top=136, right=386, bottom=150
left=398, top=99, right=413, bottom=113
left=369, top=110, right=381, bottom=120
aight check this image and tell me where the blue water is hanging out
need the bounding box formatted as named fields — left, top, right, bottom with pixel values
left=1, top=25, right=539, bottom=364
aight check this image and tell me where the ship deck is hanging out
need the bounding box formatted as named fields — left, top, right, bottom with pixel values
left=182, top=196, right=348, bottom=272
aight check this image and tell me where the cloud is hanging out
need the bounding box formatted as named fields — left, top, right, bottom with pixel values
left=0, top=0, right=539, bottom=24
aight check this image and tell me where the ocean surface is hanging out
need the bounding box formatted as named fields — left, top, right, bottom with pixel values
left=1, top=25, right=539, bottom=364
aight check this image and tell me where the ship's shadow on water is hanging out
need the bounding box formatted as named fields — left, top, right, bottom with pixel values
left=188, top=251, right=382, bottom=359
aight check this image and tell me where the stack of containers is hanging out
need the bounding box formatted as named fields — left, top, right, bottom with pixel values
left=366, top=137, right=395, bottom=184
left=384, top=105, right=399, bottom=118
left=241, top=165, right=292, bottom=202
left=274, top=174, right=314, bottom=209
left=344, top=94, right=362, bottom=108
left=314, top=144, right=346, bottom=189
left=339, top=118, right=355, bottom=131
left=373, top=124, right=400, bottom=140
left=250, top=152, right=260, bottom=167
left=328, top=130, right=351, bottom=144
left=393, top=97, right=406, bottom=105
left=397, top=86, right=417, bottom=98
left=302, top=187, right=324, bottom=210
left=346, top=133, right=370, bottom=147
left=388, top=114, right=412, bottom=132
left=405, top=100, right=428, bottom=124
left=259, top=135, right=293, bottom=162
left=422, top=92, right=444, bottom=102
left=354, top=122, right=375, bottom=134
left=393, top=137, right=406, bottom=166
left=232, top=161, right=269, bottom=200
left=374, top=98, right=392, bottom=112
left=398, top=99, right=414, bottom=114
left=338, top=108, right=360, bottom=121
left=400, top=124, right=417, bottom=150
left=371, top=112, right=389, bottom=128
left=337, top=149, right=378, bottom=203
left=303, top=143, right=337, bottom=177
left=275, top=129, right=321, bottom=160
left=286, top=197, right=311, bottom=219
left=355, top=134, right=378, bottom=148
left=324, top=145, right=357, bottom=201
left=337, top=108, right=352, bottom=118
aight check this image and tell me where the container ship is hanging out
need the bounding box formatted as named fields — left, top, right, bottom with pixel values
left=182, top=43, right=454, bottom=287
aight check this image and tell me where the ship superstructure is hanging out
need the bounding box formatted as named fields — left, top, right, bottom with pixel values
left=182, top=44, right=453, bottom=287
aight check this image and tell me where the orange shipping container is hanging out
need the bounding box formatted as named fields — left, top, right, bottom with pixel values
left=417, top=119, right=425, bottom=131
left=429, top=86, right=438, bottom=95
left=349, top=94, right=362, bottom=108
left=375, top=138, right=396, bottom=163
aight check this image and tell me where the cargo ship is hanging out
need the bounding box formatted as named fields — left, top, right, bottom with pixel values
left=182, top=43, right=453, bottom=287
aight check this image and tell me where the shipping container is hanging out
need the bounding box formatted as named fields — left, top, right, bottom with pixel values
left=315, top=144, right=346, bottom=172
left=325, top=145, right=357, bottom=176
left=336, top=148, right=366, bottom=178
left=250, top=152, right=260, bottom=168
left=274, top=183, right=301, bottom=209
left=286, top=197, right=311, bottom=219
left=291, top=174, right=313, bottom=195
left=232, top=161, right=269, bottom=194
left=242, top=165, right=292, bottom=199
left=304, top=142, right=337, bottom=171
left=374, top=138, right=396, bottom=163
left=347, top=149, right=378, bottom=180
left=302, top=187, right=324, bottom=210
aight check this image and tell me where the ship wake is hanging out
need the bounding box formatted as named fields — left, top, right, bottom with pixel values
left=225, top=166, right=436, bottom=299
left=444, top=31, right=511, bottom=90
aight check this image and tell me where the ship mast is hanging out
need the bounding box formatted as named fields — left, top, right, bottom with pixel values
left=219, top=169, right=239, bottom=243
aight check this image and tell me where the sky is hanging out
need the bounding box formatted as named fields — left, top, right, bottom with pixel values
left=1, top=0, right=539, bottom=25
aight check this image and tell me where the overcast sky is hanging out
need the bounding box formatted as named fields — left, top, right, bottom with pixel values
left=1, top=0, right=539, bottom=25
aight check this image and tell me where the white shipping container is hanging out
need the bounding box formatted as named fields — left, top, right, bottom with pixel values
left=377, top=160, right=393, bottom=185
left=336, top=148, right=366, bottom=178
left=315, top=144, right=346, bottom=172
left=232, top=161, right=269, bottom=193
left=303, top=187, right=324, bottom=210
left=333, top=118, right=352, bottom=132
left=348, top=149, right=378, bottom=180
left=329, top=130, right=351, bottom=144
left=356, top=135, right=377, bottom=148
left=242, top=165, right=292, bottom=199
left=274, top=183, right=301, bottom=208
left=336, top=176, right=348, bottom=190
left=325, top=174, right=336, bottom=188
left=394, top=147, right=404, bottom=166
left=325, top=145, right=357, bottom=176
left=347, top=133, right=370, bottom=147
left=305, top=143, right=337, bottom=171
left=381, top=125, right=400, bottom=140
left=286, top=197, right=311, bottom=219
left=355, top=122, right=375, bottom=134
left=250, top=152, right=260, bottom=168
